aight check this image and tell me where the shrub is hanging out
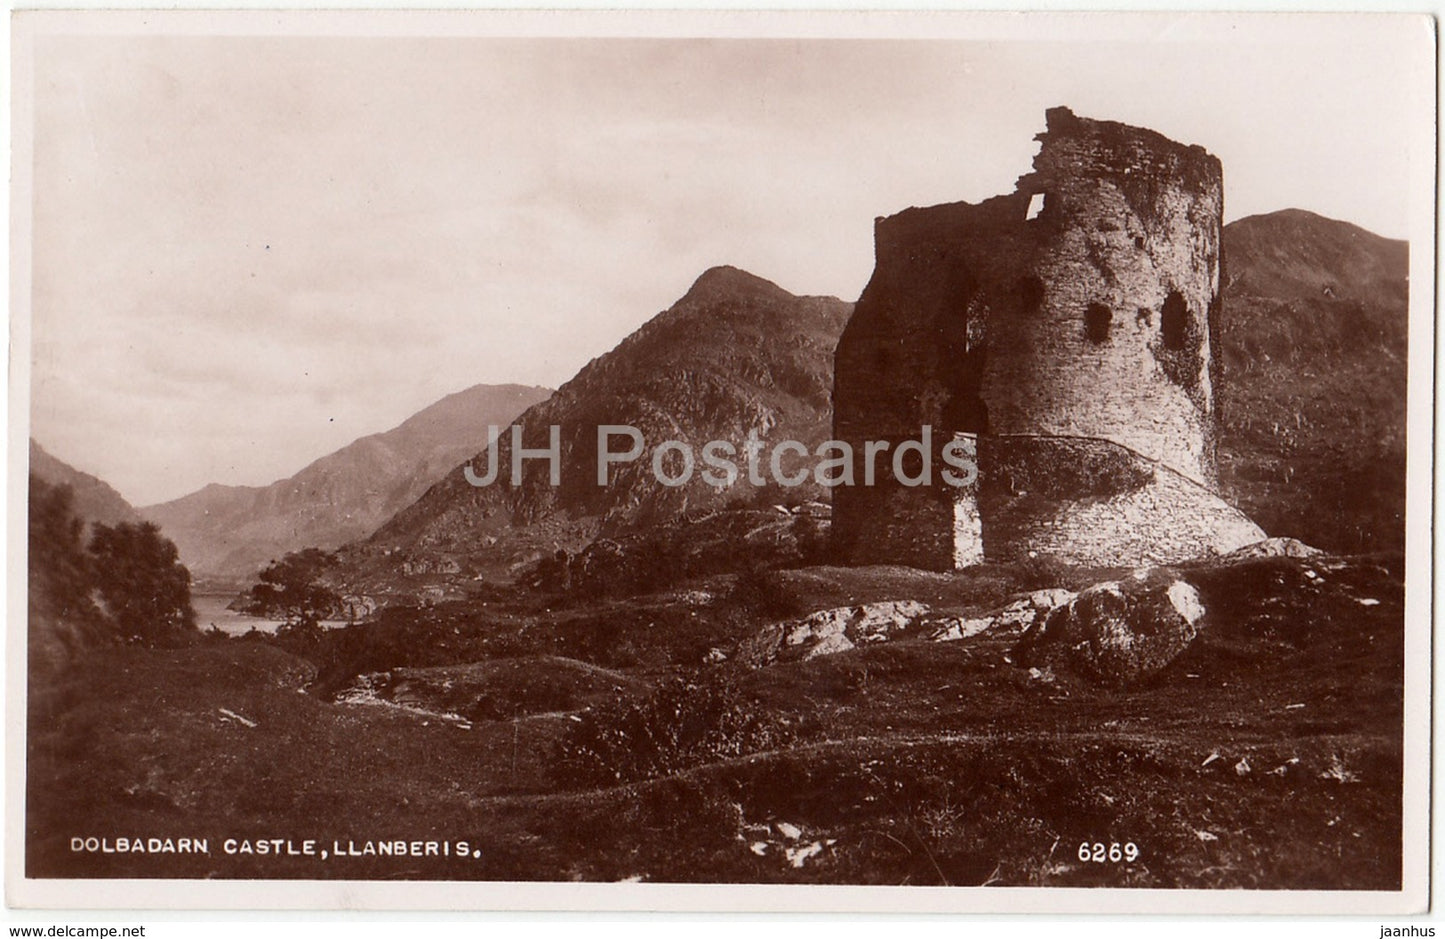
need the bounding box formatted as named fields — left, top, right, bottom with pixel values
left=556, top=675, right=804, bottom=787
left=29, top=476, right=198, bottom=665
left=29, top=476, right=108, bottom=669
left=273, top=617, right=325, bottom=653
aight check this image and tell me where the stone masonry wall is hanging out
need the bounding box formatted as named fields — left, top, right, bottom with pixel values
left=997, top=107, right=1222, bottom=485
left=832, top=108, right=1256, bottom=571
left=978, top=435, right=1263, bottom=565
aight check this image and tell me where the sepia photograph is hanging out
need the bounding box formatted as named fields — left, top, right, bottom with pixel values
left=6, top=9, right=1435, bottom=914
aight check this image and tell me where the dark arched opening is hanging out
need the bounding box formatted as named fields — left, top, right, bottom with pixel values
left=1016, top=275, right=1045, bottom=313
left=941, top=344, right=989, bottom=436
left=1085, top=303, right=1112, bottom=343
left=943, top=394, right=989, bottom=436
left=1161, top=291, right=1189, bottom=349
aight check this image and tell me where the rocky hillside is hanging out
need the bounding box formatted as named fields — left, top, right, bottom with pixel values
left=143, top=383, right=551, bottom=582
left=1216, top=210, right=1408, bottom=553
left=1223, top=209, right=1408, bottom=306
left=338, top=211, right=1403, bottom=593
left=356, top=267, right=853, bottom=570
left=29, top=440, right=142, bottom=529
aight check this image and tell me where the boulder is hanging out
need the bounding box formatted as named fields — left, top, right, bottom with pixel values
left=1029, top=587, right=1079, bottom=609
left=1011, top=576, right=1206, bottom=685
left=849, top=600, right=930, bottom=642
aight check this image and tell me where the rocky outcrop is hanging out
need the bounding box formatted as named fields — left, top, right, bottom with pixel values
left=978, top=435, right=1263, bottom=565
left=523, top=506, right=831, bottom=597
left=730, top=551, right=1396, bottom=698
left=928, top=588, right=1076, bottom=642
left=742, top=600, right=931, bottom=665
left=1011, top=575, right=1208, bottom=685
left=745, top=588, right=1078, bottom=663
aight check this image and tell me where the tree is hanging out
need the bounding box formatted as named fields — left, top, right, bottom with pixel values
left=29, top=476, right=106, bottom=668
left=29, top=476, right=98, bottom=619
left=247, top=548, right=340, bottom=627
left=88, top=521, right=197, bottom=644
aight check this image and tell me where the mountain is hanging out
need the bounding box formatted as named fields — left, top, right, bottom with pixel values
left=1222, top=208, right=1408, bottom=306
left=1216, top=209, right=1408, bottom=553
left=29, top=440, right=142, bottom=529
left=353, top=267, right=853, bottom=574
left=142, top=383, right=552, bottom=582
left=341, top=213, right=1403, bottom=595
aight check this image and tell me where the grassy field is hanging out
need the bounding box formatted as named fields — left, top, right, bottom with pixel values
left=27, top=553, right=1403, bottom=887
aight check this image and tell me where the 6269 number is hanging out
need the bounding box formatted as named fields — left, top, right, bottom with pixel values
left=1078, top=842, right=1139, bottom=863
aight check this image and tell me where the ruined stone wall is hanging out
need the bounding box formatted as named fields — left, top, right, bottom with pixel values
left=995, top=107, right=1223, bottom=484
left=831, top=195, right=1030, bottom=569
left=978, top=435, right=1262, bottom=566
left=832, top=108, right=1254, bottom=571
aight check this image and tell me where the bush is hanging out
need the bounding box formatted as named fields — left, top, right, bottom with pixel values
left=556, top=675, right=804, bottom=787
left=29, top=476, right=108, bottom=669
left=244, top=549, right=341, bottom=625
left=273, top=617, right=325, bottom=653
left=89, top=521, right=196, bottom=644
left=29, top=476, right=198, bottom=666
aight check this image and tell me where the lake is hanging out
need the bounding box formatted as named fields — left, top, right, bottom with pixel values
left=191, top=594, right=286, bottom=635
left=191, top=594, right=352, bottom=636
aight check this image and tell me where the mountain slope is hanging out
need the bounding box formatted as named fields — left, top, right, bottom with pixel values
left=341, top=212, right=1404, bottom=593
left=357, top=267, right=853, bottom=569
left=1223, top=209, right=1408, bottom=306
left=29, top=440, right=142, bottom=528
left=1216, top=210, right=1408, bottom=553
left=143, top=383, right=552, bottom=581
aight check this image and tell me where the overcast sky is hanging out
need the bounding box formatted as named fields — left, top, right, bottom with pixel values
left=23, top=16, right=1430, bottom=505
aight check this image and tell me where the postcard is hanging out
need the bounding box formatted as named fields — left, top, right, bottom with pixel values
left=7, top=9, right=1435, bottom=914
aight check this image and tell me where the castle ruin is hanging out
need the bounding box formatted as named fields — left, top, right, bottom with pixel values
left=832, top=107, right=1264, bottom=570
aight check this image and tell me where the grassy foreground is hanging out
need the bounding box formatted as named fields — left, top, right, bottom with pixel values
left=27, top=555, right=1403, bottom=888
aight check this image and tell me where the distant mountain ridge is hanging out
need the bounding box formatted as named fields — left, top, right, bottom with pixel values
left=29, top=440, right=142, bottom=529
left=354, top=266, right=853, bottom=572
left=1216, top=209, right=1407, bottom=553
left=1223, top=209, right=1408, bottom=306
left=353, top=212, right=1406, bottom=586
left=143, top=383, right=552, bottom=581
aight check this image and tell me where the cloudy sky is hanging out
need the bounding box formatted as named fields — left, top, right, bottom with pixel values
left=21, top=14, right=1431, bottom=505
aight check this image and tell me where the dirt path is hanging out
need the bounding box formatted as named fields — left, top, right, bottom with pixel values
left=463, top=723, right=1369, bottom=809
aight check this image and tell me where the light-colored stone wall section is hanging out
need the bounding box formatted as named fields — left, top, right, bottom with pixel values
left=832, top=107, right=1249, bottom=570
left=979, top=435, right=1264, bottom=566
left=1004, top=108, right=1221, bottom=483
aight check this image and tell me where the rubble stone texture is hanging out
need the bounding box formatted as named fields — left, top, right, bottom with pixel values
left=833, top=107, right=1264, bottom=570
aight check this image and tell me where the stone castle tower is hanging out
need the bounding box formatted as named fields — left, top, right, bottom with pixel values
left=832, top=107, right=1264, bottom=570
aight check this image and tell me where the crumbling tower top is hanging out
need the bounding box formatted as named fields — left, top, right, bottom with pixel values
left=831, top=108, right=1261, bottom=571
